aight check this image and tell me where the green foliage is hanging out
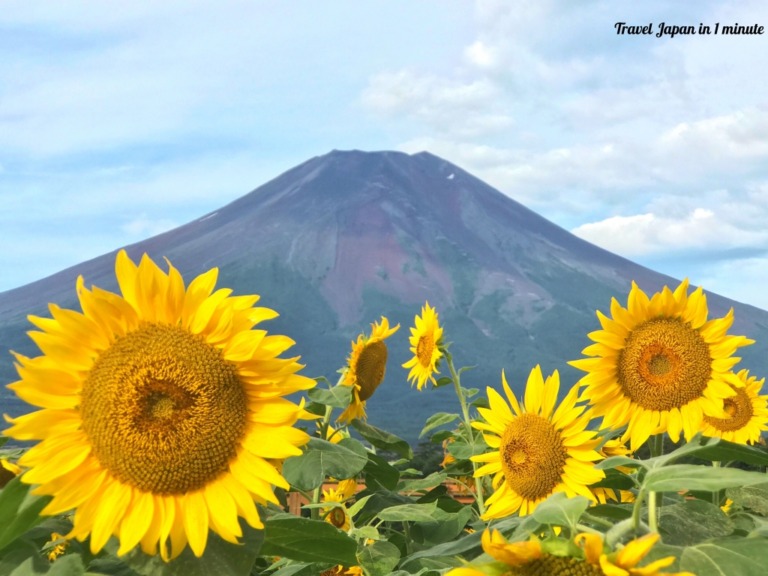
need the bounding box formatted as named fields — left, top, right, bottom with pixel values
left=282, top=438, right=368, bottom=491
left=0, top=476, right=51, bottom=552
left=260, top=514, right=358, bottom=566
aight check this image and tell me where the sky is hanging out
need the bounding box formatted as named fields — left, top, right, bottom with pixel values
left=2, top=1, right=768, bottom=309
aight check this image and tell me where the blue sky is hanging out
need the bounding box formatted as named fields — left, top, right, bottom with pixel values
left=2, top=1, right=768, bottom=309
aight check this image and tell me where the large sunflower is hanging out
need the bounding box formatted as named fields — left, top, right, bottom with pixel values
left=446, top=530, right=693, bottom=576
left=402, top=301, right=444, bottom=390
left=4, top=250, right=315, bottom=560
left=570, top=279, right=753, bottom=450
left=337, top=317, right=399, bottom=423
left=701, top=369, right=768, bottom=444
left=472, top=366, right=604, bottom=519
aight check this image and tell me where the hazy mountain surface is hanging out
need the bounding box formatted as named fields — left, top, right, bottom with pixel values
left=2, top=150, right=767, bottom=442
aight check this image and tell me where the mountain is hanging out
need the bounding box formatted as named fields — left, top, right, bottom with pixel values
left=2, top=150, right=768, bottom=442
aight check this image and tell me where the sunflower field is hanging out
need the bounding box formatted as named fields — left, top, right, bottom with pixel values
left=3, top=251, right=768, bottom=575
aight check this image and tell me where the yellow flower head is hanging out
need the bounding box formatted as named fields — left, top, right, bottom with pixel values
left=402, top=301, right=444, bottom=390
left=4, top=250, right=315, bottom=560
left=338, top=317, right=399, bottom=423
left=570, top=279, right=753, bottom=451
left=472, top=366, right=604, bottom=519
left=45, top=532, right=70, bottom=562
left=446, top=530, right=693, bottom=576
left=0, top=457, right=22, bottom=488
left=591, top=438, right=636, bottom=505
left=321, top=485, right=352, bottom=532
left=320, top=566, right=363, bottom=576
left=701, top=369, right=768, bottom=445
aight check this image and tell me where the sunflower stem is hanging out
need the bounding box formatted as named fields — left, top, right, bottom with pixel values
left=648, top=489, right=659, bottom=532
left=631, top=489, right=646, bottom=534
left=646, top=434, right=663, bottom=531
left=579, top=514, right=614, bottom=530
left=712, top=460, right=722, bottom=506
left=444, top=349, right=486, bottom=516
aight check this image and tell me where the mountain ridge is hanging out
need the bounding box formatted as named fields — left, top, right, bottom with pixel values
left=2, top=149, right=767, bottom=441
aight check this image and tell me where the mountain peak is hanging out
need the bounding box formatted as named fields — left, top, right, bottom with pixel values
left=2, top=149, right=767, bottom=440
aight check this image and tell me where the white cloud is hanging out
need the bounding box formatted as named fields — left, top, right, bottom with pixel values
left=572, top=207, right=768, bottom=257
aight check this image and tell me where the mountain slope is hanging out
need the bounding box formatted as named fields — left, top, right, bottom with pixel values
left=2, top=150, right=767, bottom=441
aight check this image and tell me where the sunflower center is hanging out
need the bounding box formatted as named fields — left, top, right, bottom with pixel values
left=416, top=334, right=434, bottom=367
left=328, top=506, right=347, bottom=528
left=502, top=555, right=603, bottom=575
left=355, top=340, right=388, bottom=401
left=617, top=317, right=712, bottom=411
left=703, top=386, right=753, bottom=432
left=81, top=323, right=248, bottom=494
left=500, top=413, right=567, bottom=501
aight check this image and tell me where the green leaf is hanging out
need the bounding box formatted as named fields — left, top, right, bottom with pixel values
left=282, top=438, right=368, bottom=491
left=0, top=475, right=52, bottom=552
left=693, top=439, right=768, bottom=467
left=115, top=520, right=263, bottom=576
left=411, top=506, right=473, bottom=545
left=658, top=500, right=734, bottom=546
left=595, top=456, right=646, bottom=471
left=433, top=377, right=453, bottom=388
left=307, top=386, right=352, bottom=409
left=399, top=529, right=482, bottom=569
left=727, top=482, right=768, bottom=515
left=378, top=501, right=438, bottom=523
left=346, top=494, right=374, bottom=521
left=350, top=420, right=413, bottom=459
left=398, top=472, right=448, bottom=493
left=419, top=413, right=459, bottom=438
left=47, top=555, right=87, bottom=576
left=531, top=492, right=590, bottom=528
left=349, top=525, right=380, bottom=542
left=446, top=440, right=485, bottom=460
left=354, top=492, right=413, bottom=525
left=590, top=468, right=638, bottom=490
left=644, top=464, right=768, bottom=492
left=260, top=514, right=358, bottom=566
left=681, top=538, right=768, bottom=576
left=587, top=504, right=633, bottom=521
left=0, top=538, right=49, bottom=576
left=357, top=540, right=401, bottom=576
left=645, top=433, right=720, bottom=468
left=363, top=453, right=400, bottom=491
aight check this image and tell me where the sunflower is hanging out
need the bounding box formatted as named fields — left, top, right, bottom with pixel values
left=321, top=484, right=353, bottom=531
left=402, top=301, right=444, bottom=390
left=472, top=366, right=604, bottom=519
left=569, top=279, right=753, bottom=450
left=45, top=532, right=70, bottom=562
left=591, top=438, right=636, bottom=505
left=4, top=250, right=315, bottom=560
left=0, top=457, right=21, bottom=488
left=320, top=566, right=363, bottom=576
left=337, top=317, right=399, bottom=423
left=701, top=369, right=768, bottom=444
left=445, top=530, right=693, bottom=576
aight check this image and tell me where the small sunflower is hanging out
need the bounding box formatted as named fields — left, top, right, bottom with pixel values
left=320, top=565, right=364, bottom=576
left=0, top=457, right=21, bottom=488
left=570, top=279, right=754, bottom=450
left=321, top=485, right=352, bottom=531
left=338, top=317, right=399, bottom=423
left=701, top=369, right=768, bottom=444
left=591, top=438, right=636, bottom=505
left=4, top=250, right=315, bottom=560
left=472, top=366, right=604, bottom=519
left=446, top=530, right=693, bottom=576
left=402, top=301, right=444, bottom=390
left=45, top=532, right=70, bottom=562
